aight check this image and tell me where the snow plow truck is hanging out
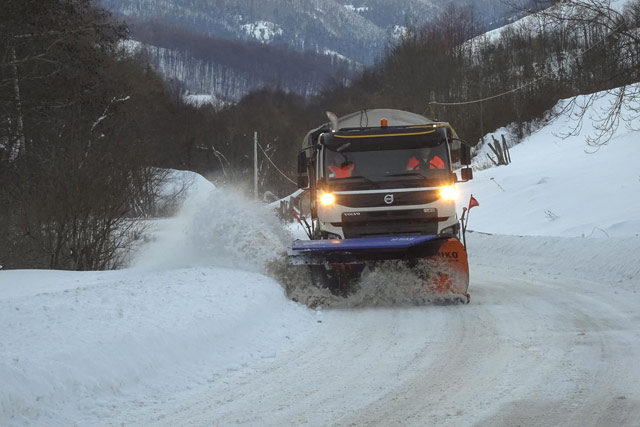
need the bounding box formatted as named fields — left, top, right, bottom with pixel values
left=288, top=109, right=475, bottom=303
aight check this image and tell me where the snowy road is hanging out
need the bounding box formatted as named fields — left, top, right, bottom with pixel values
left=106, top=234, right=640, bottom=427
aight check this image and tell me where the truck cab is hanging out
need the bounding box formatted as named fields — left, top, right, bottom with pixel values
left=297, top=109, right=473, bottom=241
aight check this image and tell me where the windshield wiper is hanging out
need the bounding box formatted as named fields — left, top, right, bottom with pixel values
left=384, top=172, right=446, bottom=187
left=384, top=172, right=428, bottom=179
left=334, top=175, right=380, bottom=188
left=336, top=143, right=351, bottom=152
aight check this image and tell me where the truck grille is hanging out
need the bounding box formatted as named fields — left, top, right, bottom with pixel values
left=333, top=209, right=443, bottom=238
left=342, top=221, right=439, bottom=238
left=334, top=190, right=440, bottom=208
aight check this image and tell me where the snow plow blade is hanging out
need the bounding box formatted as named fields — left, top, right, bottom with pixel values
left=288, top=235, right=470, bottom=300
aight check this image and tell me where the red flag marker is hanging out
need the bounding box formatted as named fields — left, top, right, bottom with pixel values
left=463, top=194, right=479, bottom=248
left=468, top=194, right=479, bottom=210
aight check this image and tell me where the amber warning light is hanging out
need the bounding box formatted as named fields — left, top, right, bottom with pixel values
left=380, top=118, right=388, bottom=128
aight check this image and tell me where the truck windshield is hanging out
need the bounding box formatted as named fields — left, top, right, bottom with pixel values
left=324, top=141, right=451, bottom=189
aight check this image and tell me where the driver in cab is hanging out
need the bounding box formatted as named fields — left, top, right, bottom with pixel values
left=406, top=149, right=445, bottom=171
left=328, top=161, right=355, bottom=178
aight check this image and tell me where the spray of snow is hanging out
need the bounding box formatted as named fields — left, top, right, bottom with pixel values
left=135, top=185, right=291, bottom=274
left=273, top=259, right=464, bottom=309
left=350, top=260, right=465, bottom=306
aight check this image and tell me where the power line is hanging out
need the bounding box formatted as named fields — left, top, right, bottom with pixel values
left=256, top=140, right=298, bottom=186
left=429, top=74, right=553, bottom=107
left=428, top=22, right=625, bottom=108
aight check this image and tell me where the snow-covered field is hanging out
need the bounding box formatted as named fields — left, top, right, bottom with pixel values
left=1, top=88, right=640, bottom=426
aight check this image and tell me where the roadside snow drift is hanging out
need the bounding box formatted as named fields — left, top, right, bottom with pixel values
left=460, top=88, right=640, bottom=238
left=0, top=181, right=314, bottom=426
left=0, top=268, right=315, bottom=426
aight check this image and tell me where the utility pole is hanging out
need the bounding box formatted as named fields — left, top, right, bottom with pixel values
left=429, top=90, right=436, bottom=120
left=479, top=70, right=485, bottom=146
left=254, top=131, right=258, bottom=200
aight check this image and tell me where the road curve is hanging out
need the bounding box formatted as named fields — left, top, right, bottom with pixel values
left=118, top=236, right=640, bottom=427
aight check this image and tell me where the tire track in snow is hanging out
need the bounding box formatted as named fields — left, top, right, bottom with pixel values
left=112, top=240, right=640, bottom=427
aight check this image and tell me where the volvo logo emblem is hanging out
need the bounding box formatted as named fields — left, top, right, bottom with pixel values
left=384, top=194, right=394, bottom=205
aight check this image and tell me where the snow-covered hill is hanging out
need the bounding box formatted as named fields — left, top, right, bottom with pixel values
left=107, top=0, right=547, bottom=102
left=474, top=0, right=632, bottom=44
left=460, top=87, right=640, bottom=238
left=102, top=0, right=536, bottom=65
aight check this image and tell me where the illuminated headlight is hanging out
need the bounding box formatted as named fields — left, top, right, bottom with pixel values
left=320, top=192, right=336, bottom=206
left=439, top=185, right=457, bottom=201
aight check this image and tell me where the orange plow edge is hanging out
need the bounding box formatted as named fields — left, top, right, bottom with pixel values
left=288, top=235, right=470, bottom=302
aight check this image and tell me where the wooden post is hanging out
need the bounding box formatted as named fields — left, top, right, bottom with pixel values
left=501, top=134, right=511, bottom=164
left=488, top=135, right=511, bottom=166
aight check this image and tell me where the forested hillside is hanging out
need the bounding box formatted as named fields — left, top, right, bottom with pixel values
left=102, top=0, right=548, bottom=64
left=0, top=0, right=223, bottom=270
left=194, top=0, right=640, bottom=197
left=100, top=0, right=550, bottom=101
left=127, top=20, right=359, bottom=102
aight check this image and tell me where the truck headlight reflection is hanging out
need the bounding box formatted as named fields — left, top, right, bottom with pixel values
left=320, top=192, right=336, bottom=206
left=439, top=186, right=457, bottom=201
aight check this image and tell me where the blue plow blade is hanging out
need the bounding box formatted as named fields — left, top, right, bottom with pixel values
left=288, top=235, right=444, bottom=265
left=291, top=235, right=439, bottom=252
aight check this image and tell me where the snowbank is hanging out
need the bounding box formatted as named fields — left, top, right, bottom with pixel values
left=467, top=232, right=640, bottom=290
left=0, top=267, right=314, bottom=426
left=460, top=87, right=640, bottom=238
left=0, top=176, right=314, bottom=426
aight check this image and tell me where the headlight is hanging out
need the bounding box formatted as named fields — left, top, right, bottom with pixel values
left=320, top=192, right=335, bottom=206
left=439, top=185, right=457, bottom=201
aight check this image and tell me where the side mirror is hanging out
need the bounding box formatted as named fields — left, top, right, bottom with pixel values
left=297, top=151, right=310, bottom=189
left=460, top=145, right=472, bottom=166
left=297, top=151, right=307, bottom=174
left=461, top=167, right=473, bottom=181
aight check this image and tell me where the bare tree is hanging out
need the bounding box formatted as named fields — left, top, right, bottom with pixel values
left=536, top=0, right=640, bottom=146
left=0, top=0, right=178, bottom=270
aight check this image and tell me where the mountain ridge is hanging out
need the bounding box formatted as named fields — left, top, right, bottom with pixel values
left=102, top=0, right=536, bottom=65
